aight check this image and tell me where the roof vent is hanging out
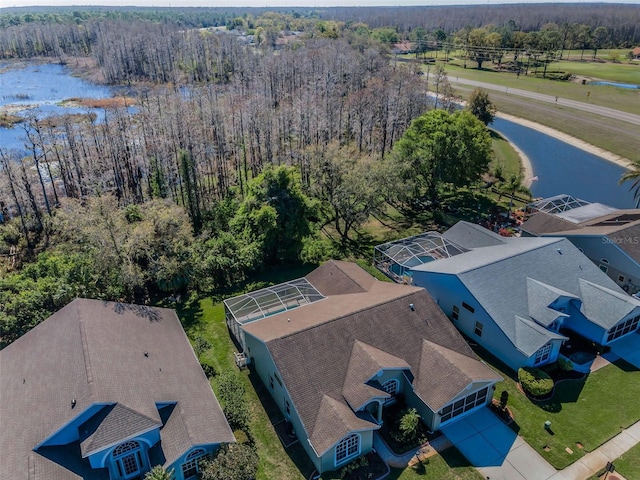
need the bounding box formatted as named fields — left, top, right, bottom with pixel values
left=144, top=351, right=149, bottom=357
left=71, top=399, right=76, bottom=409
left=409, top=303, right=415, bottom=311
left=557, top=249, right=562, bottom=255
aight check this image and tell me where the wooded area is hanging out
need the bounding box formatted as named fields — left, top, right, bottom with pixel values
left=0, top=4, right=636, bottom=346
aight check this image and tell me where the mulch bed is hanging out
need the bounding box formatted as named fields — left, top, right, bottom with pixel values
left=341, top=452, right=388, bottom=480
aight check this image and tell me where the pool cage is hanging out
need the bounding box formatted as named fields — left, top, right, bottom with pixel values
left=526, top=194, right=591, bottom=215
left=224, top=278, right=325, bottom=350
left=374, top=232, right=468, bottom=284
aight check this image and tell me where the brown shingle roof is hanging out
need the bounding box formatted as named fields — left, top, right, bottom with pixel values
left=245, top=263, right=500, bottom=456
left=520, top=211, right=581, bottom=235
left=0, top=299, right=235, bottom=480
left=305, top=259, right=376, bottom=296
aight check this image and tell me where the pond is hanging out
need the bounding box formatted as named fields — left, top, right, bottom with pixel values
left=0, top=62, right=116, bottom=152
left=588, top=81, right=639, bottom=89
left=491, top=117, right=636, bottom=209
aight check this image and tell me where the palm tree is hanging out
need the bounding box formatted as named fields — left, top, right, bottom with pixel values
left=144, top=466, right=174, bottom=480
left=619, top=163, right=640, bottom=208
left=498, top=174, right=532, bottom=218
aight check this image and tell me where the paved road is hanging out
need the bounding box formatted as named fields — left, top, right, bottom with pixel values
left=449, top=78, right=640, bottom=126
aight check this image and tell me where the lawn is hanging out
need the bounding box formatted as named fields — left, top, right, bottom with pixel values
left=490, top=129, right=522, bottom=179
left=476, top=345, right=640, bottom=470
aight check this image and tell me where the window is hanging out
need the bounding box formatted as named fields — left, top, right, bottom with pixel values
left=462, top=302, right=475, bottom=313
left=286, top=400, right=291, bottom=416
left=534, top=343, right=552, bottom=365
left=335, top=434, right=360, bottom=465
left=182, top=449, right=206, bottom=479
left=382, top=379, right=400, bottom=404
left=269, top=376, right=274, bottom=390
left=607, top=315, right=640, bottom=342
left=474, top=321, right=483, bottom=337
left=618, top=275, right=625, bottom=283
left=600, top=264, right=609, bottom=273
left=439, top=387, right=489, bottom=423
left=112, top=441, right=142, bottom=479
left=601, top=258, right=609, bottom=264
left=452, top=305, right=459, bottom=320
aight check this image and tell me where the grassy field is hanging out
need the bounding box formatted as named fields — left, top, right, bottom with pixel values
left=490, top=129, right=522, bottom=179
left=475, top=345, right=640, bottom=470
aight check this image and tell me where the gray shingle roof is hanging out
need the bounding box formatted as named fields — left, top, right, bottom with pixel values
left=244, top=263, right=500, bottom=456
left=0, top=299, right=235, bottom=480
left=526, top=277, right=575, bottom=327
left=413, top=236, right=633, bottom=354
left=442, top=221, right=507, bottom=249
left=579, top=279, right=640, bottom=329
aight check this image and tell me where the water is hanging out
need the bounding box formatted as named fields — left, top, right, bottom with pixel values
left=0, top=62, right=113, bottom=152
left=492, top=117, right=635, bottom=209
left=588, top=81, right=639, bottom=90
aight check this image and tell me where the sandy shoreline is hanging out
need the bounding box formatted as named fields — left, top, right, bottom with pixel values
left=495, top=112, right=633, bottom=188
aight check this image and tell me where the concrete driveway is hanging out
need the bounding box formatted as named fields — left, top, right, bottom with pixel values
left=442, top=408, right=558, bottom=480
left=441, top=408, right=517, bottom=467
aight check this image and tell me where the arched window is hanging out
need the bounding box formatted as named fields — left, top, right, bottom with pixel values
left=382, top=379, right=399, bottom=404
left=182, top=448, right=207, bottom=479
left=335, top=433, right=360, bottom=466
left=112, top=441, right=142, bottom=479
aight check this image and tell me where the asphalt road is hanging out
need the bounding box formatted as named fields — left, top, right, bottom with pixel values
left=449, top=78, right=640, bottom=126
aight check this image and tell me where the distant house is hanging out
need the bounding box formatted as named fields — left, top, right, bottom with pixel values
left=632, top=47, right=640, bottom=59
left=376, top=221, right=640, bottom=372
left=392, top=41, right=414, bottom=55
left=521, top=194, right=640, bottom=294
left=225, top=261, right=500, bottom=475
left=0, top=299, right=235, bottom=480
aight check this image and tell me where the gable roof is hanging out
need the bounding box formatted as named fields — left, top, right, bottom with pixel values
left=243, top=263, right=500, bottom=456
left=442, top=220, right=507, bottom=249
left=0, top=299, right=235, bottom=480
left=579, top=279, right=640, bottom=329
left=413, top=236, right=632, bottom=354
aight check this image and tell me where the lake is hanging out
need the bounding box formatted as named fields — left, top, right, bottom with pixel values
left=0, top=62, right=113, bottom=152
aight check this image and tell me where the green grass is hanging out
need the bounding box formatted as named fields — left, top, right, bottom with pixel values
left=477, top=346, right=640, bottom=470
left=551, top=60, right=640, bottom=84
left=587, top=442, right=640, bottom=480
left=179, top=294, right=312, bottom=480
left=441, top=62, right=639, bottom=115
left=490, top=130, right=522, bottom=179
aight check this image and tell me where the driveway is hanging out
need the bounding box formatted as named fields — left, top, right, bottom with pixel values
left=442, top=408, right=558, bottom=480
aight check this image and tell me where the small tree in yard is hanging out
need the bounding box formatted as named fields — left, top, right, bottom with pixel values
left=198, top=444, right=258, bottom=480
left=215, top=371, right=250, bottom=430
left=399, top=408, right=421, bottom=442
left=144, top=465, right=174, bottom=480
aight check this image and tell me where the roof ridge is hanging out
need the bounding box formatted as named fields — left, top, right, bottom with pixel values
left=458, top=238, right=563, bottom=274
left=269, top=289, right=422, bottom=341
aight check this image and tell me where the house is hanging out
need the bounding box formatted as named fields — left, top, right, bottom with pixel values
left=0, top=298, right=235, bottom=480
left=224, top=260, right=501, bottom=475
left=392, top=41, right=414, bottom=55
left=521, top=194, right=640, bottom=294
left=632, top=46, right=640, bottom=59
left=376, top=221, right=640, bottom=372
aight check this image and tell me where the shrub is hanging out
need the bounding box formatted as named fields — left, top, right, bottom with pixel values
left=339, top=455, right=370, bottom=479
left=215, top=371, right=249, bottom=430
left=199, top=444, right=258, bottom=480
left=518, top=367, right=554, bottom=397
left=558, top=357, right=574, bottom=372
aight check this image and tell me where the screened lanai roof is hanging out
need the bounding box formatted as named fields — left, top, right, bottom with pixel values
left=224, top=278, right=325, bottom=326
left=527, top=194, right=591, bottom=215
left=374, top=232, right=468, bottom=269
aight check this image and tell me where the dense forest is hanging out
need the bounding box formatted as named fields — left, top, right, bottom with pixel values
left=0, top=4, right=636, bottom=346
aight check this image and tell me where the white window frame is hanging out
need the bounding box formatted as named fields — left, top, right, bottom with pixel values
left=382, top=379, right=400, bottom=405
left=438, top=387, right=489, bottom=424
left=534, top=343, right=552, bottom=365
left=182, top=448, right=206, bottom=479
left=607, top=315, right=640, bottom=343
left=335, top=433, right=360, bottom=466
left=112, top=441, right=142, bottom=479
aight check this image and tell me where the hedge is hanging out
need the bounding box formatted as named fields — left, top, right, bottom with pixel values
left=518, top=367, right=554, bottom=397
